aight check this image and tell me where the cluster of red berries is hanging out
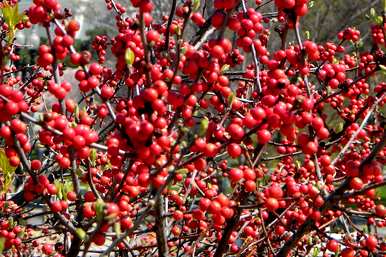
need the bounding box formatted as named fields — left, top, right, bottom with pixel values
left=0, top=0, right=385, bottom=256
left=51, top=33, right=74, bottom=60
left=317, top=63, right=347, bottom=89
left=275, top=0, right=309, bottom=17
left=47, top=80, right=72, bottom=99
left=23, top=174, right=59, bottom=202
left=228, top=166, right=257, bottom=192
left=304, top=40, right=320, bottom=61
left=92, top=35, right=109, bottom=64
left=38, top=24, right=79, bottom=68
left=129, top=0, right=154, bottom=13
left=197, top=193, right=235, bottom=227
left=371, top=25, right=385, bottom=46
left=319, top=42, right=345, bottom=63
left=235, top=15, right=265, bottom=53
left=348, top=160, right=383, bottom=190
left=104, top=0, right=126, bottom=13
left=338, top=27, right=361, bottom=42
left=0, top=83, right=29, bottom=120
left=0, top=119, right=30, bottom=167
left=37, top=114, right=99, bottom=168
left=74, top=63, right=104, bottom=92
left=28, top=0, right=61, bottom=24
left=0, top=221, right=23, bottom=251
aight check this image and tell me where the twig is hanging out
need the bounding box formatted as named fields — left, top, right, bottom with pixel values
left=241, top=0, right=262, bottom=94
left=260, top=210, right=275, bottom=255
left=314, top=154, right=327, bottom=196
left=155, top=196, right=169, bottom=257
left=261, top=151, right=302, bottom=161
left=193, top=27, right=216, bottom=50
left=53, top=19, right=117, bottom=121
left=99, top=168, right=180, bottom=257
left=275, top=128, right=386, bottom=257
left=164, top=0, right=177, bottom=51
left=294, top=23, right=311, bottom=98
left=331, top=95, right=384, bottom=166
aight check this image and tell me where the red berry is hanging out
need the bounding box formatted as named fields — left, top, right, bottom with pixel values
left=326, top=240, right=339, bottom=252
left=50, top=201, right=62, bottom=213
left=350, top=177, right=363, bottom=190
left=366, top=235, right=378, bottom=251
left=341, top=248, right=355, bottom=257
left=227, top=143, right=242, bottom=158
left=72, top=135, right=86, bottom=149
left=257, top=129, right=271, bottom=144
left=229, top=168, right=244, bottom=182
left=265, top=197, right=279, bottom=211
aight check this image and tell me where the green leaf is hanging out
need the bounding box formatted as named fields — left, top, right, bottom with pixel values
left=304, top=31, right=311, bottom=40
left=17, top=229, right=25, bottom=238
left=95, top=199, right=105, bottom=222
left=125, top=48, right=135, bottom=66
left=89, top=149, right=97, bottom=166
left=218, top=177, right=232, bottom=194
left=1, top=3, right=22, bottom=43
left=74, top=105, right=80, bottom=122
left=0, top=149, right=17, bottom=193
left=335, top=122, right=344, bottom=133
left=174, top=25, right=182, bottom=36
left=0, top=237, right=5, bottom=254
left=295, top=160, right=302, bottom=169
left=221, top=64, right=230, bottom=73
left=198, top=117, right=209, bottom=137
left=308, top=1, right=314, bottom=8
left=114, top=223, right=121, bottom=236
left=374, top=15, right=383, bottom=25
left=370, top=8, right=376, bottom=17
left=227, top=92, right=235, bottom=106
left=250, top=134, right=258, bottom=146
left=168, top=184, right=181, bottom=191
left=76, top=228, right=87, bottom=240
left=376, top=185, right=386, bottom=201
left=54, top=181, right=64, bottom=199
left=192, top=0, right=200, bottom=11
left=324, top=104, right=344, bottom=133
left=312, top=248, right=320, bottom=257
left=176, top=168, right=189, bottom=174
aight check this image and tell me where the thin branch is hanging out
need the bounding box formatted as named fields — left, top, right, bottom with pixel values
left=275, top=128, right=386, bottom=257
left=241, top=0, right=262, bottom=94
left=294, top=23, right=311, bottom=98
left=155, top=196, right=169, bottom=257
left=331, top=94, right=384, bottom=166
left=164, top=0, right=177, bottom=51
left=260, top=210, right=275, bottom=255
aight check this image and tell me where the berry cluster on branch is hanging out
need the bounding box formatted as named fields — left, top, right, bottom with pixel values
left=0, top=0, right=385, bottom=256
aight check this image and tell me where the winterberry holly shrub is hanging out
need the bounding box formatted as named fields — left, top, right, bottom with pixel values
left=0, top=0, right=385, bottom=256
